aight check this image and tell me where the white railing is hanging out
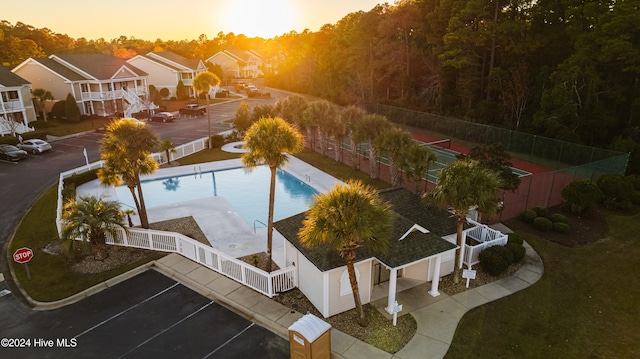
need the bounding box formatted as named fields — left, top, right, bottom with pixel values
left=105, top=226, right=296, bottom=297
left=56, top=137, right=210, bottom=236
left=55, top=135, right=298, bottom=297
left=463, top=220, right=509, bottom=267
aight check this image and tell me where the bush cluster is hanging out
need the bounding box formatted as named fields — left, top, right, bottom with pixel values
left=561, top=179, right=602, bottom=213
left=533, top=217, right=553, bottom=231
left=505, top=242, right=526, bottom=262
left=519, top=210, right=537, bottom=223
left=519, top=206, right=572, bottom=235
left=479, top=245, right=514, bottom=276
left=597, top=174, right=639, bottom=210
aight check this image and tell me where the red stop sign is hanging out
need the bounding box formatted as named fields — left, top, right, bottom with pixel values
left=13, top=247, right=33, bottom=264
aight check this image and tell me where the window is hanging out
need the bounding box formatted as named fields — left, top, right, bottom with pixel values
left=1, top=90, right=19, bottom=102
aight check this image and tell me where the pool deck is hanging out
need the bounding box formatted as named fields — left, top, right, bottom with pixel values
left=75, top=156, right=343, bottom=260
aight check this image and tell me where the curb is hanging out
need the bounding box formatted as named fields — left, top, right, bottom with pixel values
left=13, top=261, right=155, bottom=311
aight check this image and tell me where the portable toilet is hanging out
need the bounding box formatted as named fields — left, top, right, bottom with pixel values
left=288, top=313, right=332, bottom=359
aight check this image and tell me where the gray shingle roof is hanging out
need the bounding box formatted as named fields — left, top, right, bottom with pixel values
left=32, top=58, right=88, bottom=81
left=53, top=54, right=148, bottom=79
left=273, top=187, right=458, bottom=272
left=151, top=52, right=201, bottom=70
left=1, top=67, right=30, bottom=86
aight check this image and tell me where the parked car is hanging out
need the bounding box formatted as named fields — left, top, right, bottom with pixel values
left=179, top=104, right=206, bottom=116
left=17, top=139, right=52, bottom=154
left=245, top=85, right=259, bottom=95
left=0, top=144, right=28, bottom=161
left=150, top=112, right=175, bottom=122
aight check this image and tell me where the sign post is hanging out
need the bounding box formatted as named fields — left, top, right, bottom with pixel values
left=13, top=247, right=33, bottom=280
left=462, top=268, right=476, bottom=288
left=83, top=147, right=89, bottom=166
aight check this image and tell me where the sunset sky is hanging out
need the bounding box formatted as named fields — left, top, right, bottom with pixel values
left=4, top=0, right=384, bottom=40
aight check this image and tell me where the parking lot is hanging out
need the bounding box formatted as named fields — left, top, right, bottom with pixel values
left=0, top=270, right=289, bottom=358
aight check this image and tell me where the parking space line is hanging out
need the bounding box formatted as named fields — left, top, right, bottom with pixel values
left=203, top=322, right=255, bottom=359
left=73, top=282, right=180, bottom=339
left=118, top=301, right=215, bottom=359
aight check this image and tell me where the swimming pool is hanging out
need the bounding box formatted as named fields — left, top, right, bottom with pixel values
left=115, top=166, right=318, bottom=225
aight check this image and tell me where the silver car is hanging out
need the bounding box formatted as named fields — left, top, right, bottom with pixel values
left=17, top=139, right=52, bottom=154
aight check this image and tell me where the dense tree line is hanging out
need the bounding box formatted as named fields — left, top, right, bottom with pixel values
left=1, top=0, right=638, bottom=165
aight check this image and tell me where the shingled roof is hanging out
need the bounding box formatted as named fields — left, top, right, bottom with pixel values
left=0, top=67, right=30, bottom=86
left=273, top=187, right=459, bottom=272
left=53, top=54, right=147, bottom=79
left=149, top=52, right=202, bottom=70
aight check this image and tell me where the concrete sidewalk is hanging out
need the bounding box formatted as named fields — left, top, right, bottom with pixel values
left=5, top=232, right=543, bottom=358
left=150, top=233, right=543, bottom=359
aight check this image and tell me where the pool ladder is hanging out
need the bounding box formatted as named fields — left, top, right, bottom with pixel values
left=254, top=220, right=267, bottom=233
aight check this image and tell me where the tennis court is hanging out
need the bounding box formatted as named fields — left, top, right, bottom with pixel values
left=416, top=138, right=532, bottom=183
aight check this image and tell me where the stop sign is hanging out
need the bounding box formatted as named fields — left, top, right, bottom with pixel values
left=13, top=247, right=33, bottom=264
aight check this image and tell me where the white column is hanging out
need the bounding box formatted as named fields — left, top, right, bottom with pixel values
left=429, top=255, right=442, bottom=297
left=385, top=267, right=398, bottom=314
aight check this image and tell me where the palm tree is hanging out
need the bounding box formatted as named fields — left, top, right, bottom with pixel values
left=275, top=94, right=308, bottom=126
left=425, top=159, right=503, bottom=283
left=361, top=114, right=392, bottom=179
left=299, top=180, right=394, bottom=326
left=61, top=196, right=127, bottom=260
left=402, top=142, right=438, bottom=195
left=193, top=71, right=221, bottom=148
left=377, top=127, right=413, bottom=186
left=32, top=88, right=54, bottom=122
left=98, top=119, right=159, bottom=229
left=341, top=106, right=367, bottom=171
left=158, top=138, right=176, bottom=164
left=303, top=100, right=338, bottom=155
left=242, top=117, right=305, bottom=272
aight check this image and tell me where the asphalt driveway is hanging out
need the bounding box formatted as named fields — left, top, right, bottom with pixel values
left=0, top=270, right=289, bottom=358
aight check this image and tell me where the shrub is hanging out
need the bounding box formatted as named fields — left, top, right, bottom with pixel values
left=22, top=130, right=50, bottom=141
left=597, top=174, right=635, bottom=209
left=548, top=213, right=570, bottom=224
left=51, top=100, right=66, bottom=119
left=507, top=233, right=524, bottom=245
left=626, top=174, right=640, bottom=191
left=603, top=197, right=632, bottom=210
left=532, top=206, right=549, bottom=217
left=31, top=120, right=51, bottom=129
left=209, top=134, right=225, bottom=149
left=479, top=245, right=514, bottom=276
left=0, top=135, right=20, bottom=145
left=561, top=179, right=602, bottom=213
left=533, top=217, right=553, bottom=231
left=519, top=210, right=537, bottom=223
left=552, top=222, right=571, bottom=234
left=64, top=93, right=81, bottom=122
left=505, top=242, right=526, bottom=262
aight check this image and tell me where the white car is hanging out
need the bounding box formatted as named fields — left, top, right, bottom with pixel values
left=17, top=139, right=52, bottom=154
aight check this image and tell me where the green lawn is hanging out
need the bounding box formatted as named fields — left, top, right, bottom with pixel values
left=9, top=142, right=639, bottom=357
left=445, top=213, right=640, bottom=358
left=8, top=186, right=165, bottom=301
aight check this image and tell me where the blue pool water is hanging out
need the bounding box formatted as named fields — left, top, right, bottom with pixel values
left=115, top=166, right=318, bottom=225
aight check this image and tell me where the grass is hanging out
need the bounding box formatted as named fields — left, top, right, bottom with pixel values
left=8, top=145, right=388, bottom=301
left=41, top=118, right=113, bottom=137
left=444, top=212, right=640, bottom=358
left=12, top=140, right=639, bottom=356
left=8, top=186, right=165, bottom=301
left=295, top=149, right=391, bottom=190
